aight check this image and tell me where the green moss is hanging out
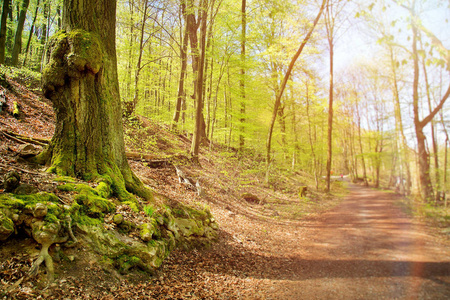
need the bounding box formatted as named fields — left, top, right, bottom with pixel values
left=75, top=214, right=102, bottom=226
left=139, top=219, right=160, bottom=241
left=44, top=213, right=59, bottom=224
left=47, top=202, right=63, bottom=217
left=115, top=254, right=141, bottom=274
left=57, top=183, right=76, bottom=192
left=95, top=182, right=112, bottom=198
left=68, top=202, right=81, bottom=214
left=123, top=201, right=139, bottom=213
left=0, top=213, right=14, bottom=231
left=75, top=183, right=97, bottom=195
left=14, top=192, right=59, bottom=209
left=75, top=193, right=115, bottom=217
left=0, top=194, right=25, bottom=209
left=66, top=29, right=103, bottom=74
left=143, top=205, right=155, bottom=217
left=0, top=213, right=14, bottom=240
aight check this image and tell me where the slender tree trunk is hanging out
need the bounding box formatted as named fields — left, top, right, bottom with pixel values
left=57, top=5, right=61, bottom=30
left=0, top=0, right=11, bottom=64
left=23, top=0, right=40, bottom=67
left=422, top=57, right=440, bottom=202
left=190, top=0, right=208, bottom=161
left=132, top=1, right=148, bottom=113
left=11, top=0, right=30, bottom=66
left=356, top=99, right=368, bottom=186
left=325, top=38, right=334, bottom=192
left=126, top=0, right=134, bottom=101
left=388, top=45, right=411, bottom=195
left=411, top=5, right=432, bottom=201
left=171, top=2, right=189, bottom=129
left=41, top=1, right=48, bottom=45
left=265, top=0, right=326, bottom=182
left=239, top=0, right=246, bottom=151
left=39, top=0, right=151, bottom=201
left=306, top=82, right=319, bottom=190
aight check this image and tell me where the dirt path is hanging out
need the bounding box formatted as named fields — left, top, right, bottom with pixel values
left=253, top=184, right=450, bottom=299
left=134, top=184, right=449, bottom=299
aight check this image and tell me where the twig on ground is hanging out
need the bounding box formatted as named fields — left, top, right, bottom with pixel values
left=0, top=162, right=44, bottom=176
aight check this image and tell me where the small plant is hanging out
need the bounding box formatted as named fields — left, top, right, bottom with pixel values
left=143, top=205, right=155, bottom=217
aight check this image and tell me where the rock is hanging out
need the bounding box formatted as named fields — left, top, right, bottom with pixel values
left=33, top=203, right=48, bottom=218
left=3, top=171, right=20, bottom=192
left=12, top=101, right=20, bottom=118
left=0, top=212, right=14, bottom=241
left=14, top=183, right=39, bottom=195
left=17, top=143, right=41, bottom=158
left=113, top=214, right=124, bottom=225
left=241, top=192, right=262, bottom=204
left=140, top=220, right=160, bottom=242
left=299, top=186, right=307, bottom=198
left=174, top=218, right=204, bottom=237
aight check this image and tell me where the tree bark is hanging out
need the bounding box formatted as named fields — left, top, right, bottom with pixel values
left=11, top=0, right=30, bottom=66
left=0, top=0, right=11, bottom=64
left=39, top=0, right=152, bottom=201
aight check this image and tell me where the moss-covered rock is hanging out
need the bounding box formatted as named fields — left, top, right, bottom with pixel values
left=3, top=171, right=20, bottom=192
left=0, top=212, right=14, bottom=241
left=173, top=218, right=204, bottom=237
left=0, top=194, right=25, bottom=210
left=113, top=214, right=124, bottom=225
left=33, top=202, right=48, bottom=218
left=95, top=181, right=112, bottom=199
left=75, top=193, right=115, bottom=217
left=140, top=219, right=160, bottom=242
left=15, top=192, right=59, bottom=207
left=14, top=183, right=39, bottom=195
left=57, top=183, right=76, bottom=192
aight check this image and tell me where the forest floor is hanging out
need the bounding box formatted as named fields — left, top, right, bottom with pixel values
left=0, top=71, right=449, bottom=299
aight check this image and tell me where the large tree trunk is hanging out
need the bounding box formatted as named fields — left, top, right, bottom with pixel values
left=11, top=0, right=30, bottom=66
left=39, top=0, right=151, bottom=201
left=0, top=0, right=11, bottom=64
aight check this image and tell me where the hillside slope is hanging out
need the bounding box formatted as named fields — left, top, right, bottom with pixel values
left=0, top=69, right=345, bottom=299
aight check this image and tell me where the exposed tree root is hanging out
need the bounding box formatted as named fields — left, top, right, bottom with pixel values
left=28, top=219, right=73, bottom=284
left=28, top=242, right=56, bottom=283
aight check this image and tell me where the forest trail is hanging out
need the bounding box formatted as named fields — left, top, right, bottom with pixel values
left=128, top=183, right=450, bottom=299
left=256, top=184, right=450, bottom=299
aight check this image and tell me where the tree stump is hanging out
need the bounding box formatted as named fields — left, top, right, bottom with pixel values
left=299, top=186, right=307, bottom=198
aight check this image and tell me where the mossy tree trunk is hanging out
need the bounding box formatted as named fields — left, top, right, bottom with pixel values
left=39, top=0, right=151, bottom=201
